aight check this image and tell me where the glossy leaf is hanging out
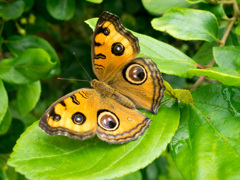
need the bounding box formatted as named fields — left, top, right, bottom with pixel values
left=0, top=48, right=56, bottom=84
left=170, top=85, right=240, bottom=180
left=46, top=0, right=75, bottom=20
left=86, top=0, right=103, bottom=3
left=14, top=81, right=41, bottom=117
left=188, top=67, right=240, bottom=86
left=213, top=46, right=240, bottom=72
left=85, top=18, right=197, bottom=78
left=0, top=108, right=12, bottom=135
left=151, top=7, right=219, bottom=42
left=8, top=101, right=180, bottom=180
left=0, top=79, right=8, bottom=124
left=142, top=0, right=191, bottom=15
left=6, top=35, right=60, bottom=77
left=0, top=0, right=24, bottom=20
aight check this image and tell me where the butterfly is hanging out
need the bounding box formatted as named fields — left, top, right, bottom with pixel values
left=39, top=12, right=165, bottom=144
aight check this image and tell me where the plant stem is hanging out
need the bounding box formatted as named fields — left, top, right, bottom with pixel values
left=190, top=76, right=205, bottom=92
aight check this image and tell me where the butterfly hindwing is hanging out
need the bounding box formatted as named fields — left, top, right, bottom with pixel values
left=108, top=57, right=165, bottom=114
left=96, top=95, right=151, bottom=144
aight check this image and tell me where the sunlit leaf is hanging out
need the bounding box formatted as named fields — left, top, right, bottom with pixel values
left=188, top=67, right=240, bottom=86
left=8, top=101, right=180, bottom=180
left=86, top=0, right=103, bottom=4
left=151, top=7, right=219, bottom=41
left=142, top=0, right=191, bottom=15
left=170, top=85, right=240, bottom=179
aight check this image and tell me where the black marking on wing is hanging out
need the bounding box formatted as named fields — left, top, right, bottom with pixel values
left=95, top=41, right=102, bottom=46
left=95, top=53, right=106, bottom=59
left=79, top=91, right=87, bottom=99
left=59, top=100, right=66, bottom=107
left=95, top=26, right=110, bottom=36
left=49, top=107, right=61, bottom=121
left=94, top=64, right=105, bottom=70
left=96, top=12, right=140, bottom=54
left=70, top=95, right=80, bottom=105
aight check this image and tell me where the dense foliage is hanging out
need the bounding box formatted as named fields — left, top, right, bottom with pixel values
left=0, top=0, right=239, bottom=179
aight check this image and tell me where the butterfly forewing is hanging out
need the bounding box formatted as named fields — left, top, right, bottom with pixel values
left=91, top=12, right=140, bottom=82
left=39, top=89, right=99, bottom=140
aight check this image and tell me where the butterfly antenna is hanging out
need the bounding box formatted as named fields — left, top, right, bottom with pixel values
left=57, top=77, right=90, bottom=83
left=73, top=52, right=93, bottom=81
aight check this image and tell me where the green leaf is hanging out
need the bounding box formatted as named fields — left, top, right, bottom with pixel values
left=235, top=21, right=240, bottom=35
left=198, top=3, right=228, bottom=19
left=187, top=0, right=210, bottom=3
left=0, top=108, right=12, bottom=135
left=23, top=0, right=34, bottom=11
left=142, top=0, right=191, bottom=15
left=170, top=85, right=240, bottom=180
left=8, top=101, right=180, bottom=180
left=6, top=35, right=60, bottom=77
left=189, top=45, right=240, bottom=85
left=187, top=67, right=240, bottom=86
left=14, top=81, right=41, bottom=117
left=0, top=0, right=25, bottom=20
left=213, top=46, right=240, bottom=72
left=86, top=0, right=103, bottom=4
left=0, top=79, right=8, bottom=124
left=85, top=18, right=197, bottom=78
left=225, top=29, right=240, bottom=46
left=46, top=0, right=75, bottom=20
left=151, top=7, right=219, bottom=42
left=192, top=41, right=218, bottom=66
left=117, top=171, right=142, bottom=180
left=0, top=48, right=56, bottom=84
left=159, top=151, right=184, bottom=179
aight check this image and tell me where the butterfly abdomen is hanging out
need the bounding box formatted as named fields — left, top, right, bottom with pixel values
left=91, top=79, right=135, bottom=109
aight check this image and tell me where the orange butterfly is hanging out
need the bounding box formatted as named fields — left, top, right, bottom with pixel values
left=39, top=12, right=165, bottom=144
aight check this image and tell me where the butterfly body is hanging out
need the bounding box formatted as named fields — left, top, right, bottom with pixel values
left=39, top=12, right=165, bottom=144
left=91, top=79, right=135, bottom=109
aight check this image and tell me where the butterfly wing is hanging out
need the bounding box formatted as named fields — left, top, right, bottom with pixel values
left=39, top=87, right=151, bottom=144
left=96, top=96, right=151, bottom=144
left=108, top=57, right=165, bottom=114
left=91, top=11, right=140, bottom=82
left=39, top=88, right=99, bottom=140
